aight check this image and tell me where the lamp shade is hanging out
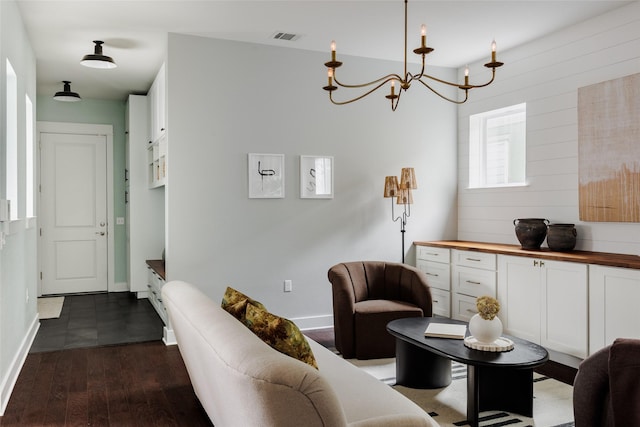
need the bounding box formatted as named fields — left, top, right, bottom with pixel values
left=400, top=167, right=417, bottom=189
left=53, top=81, right=81, bottom=102
left=81, top=41, right=117, bottom=69
left=384, top=176, right=399, bottom=198
left=396, top=185, right=413, bottom=205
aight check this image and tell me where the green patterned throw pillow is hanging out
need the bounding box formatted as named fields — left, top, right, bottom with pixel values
left=244, top=304, right=318, bottom=369
left=221, top=286, right=266, bottom=322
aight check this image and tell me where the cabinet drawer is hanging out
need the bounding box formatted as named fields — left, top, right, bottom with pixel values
left=452, top=249, right=496, bottom=270
left=452, top=265, right=496, bottom=298
left=416, top=246, right=450, bottom=263
left=416, top=259, right=450, bottom=291
left=430, top=288, right=451, bottom=317
left=452, top=293, right=478, bottom=322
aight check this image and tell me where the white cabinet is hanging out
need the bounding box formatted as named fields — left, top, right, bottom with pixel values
left=451, top=250, right=496, bottom=321
left=498, top=255, right=588, bottom=358
left=147, top=63, right=167, bottom=188
left=416, top=246, right=450, bottom=317
left=147, top=264, right=168, bottom=325
left=589, top=265, right=640, bottom=355
left=147, top=134, right=167, bottom=188
left=148, top=63, right=166, bottom=143
left=125, top=95, right=165, bottom=294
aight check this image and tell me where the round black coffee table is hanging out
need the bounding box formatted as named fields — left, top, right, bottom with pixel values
left=387, top=317, right=549, bottom=427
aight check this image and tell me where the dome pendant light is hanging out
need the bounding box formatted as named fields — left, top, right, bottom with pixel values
left=53, top=81, right=82, bottom=102
left=81, top=40, right=117, bottom=69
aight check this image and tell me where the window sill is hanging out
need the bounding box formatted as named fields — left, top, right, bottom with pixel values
left=465, top=182, right=529, bottom=190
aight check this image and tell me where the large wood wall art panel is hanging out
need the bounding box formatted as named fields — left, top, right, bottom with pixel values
left=578, top=73, right=640, bottom=222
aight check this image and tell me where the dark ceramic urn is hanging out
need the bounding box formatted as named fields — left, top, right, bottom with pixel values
left=513, top=218, right=549, bottom=250
left=547, top=223, right=577, bottom=252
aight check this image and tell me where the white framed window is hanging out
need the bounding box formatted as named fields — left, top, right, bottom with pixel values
left=6, top=59, right=18, bottom=219
left=469, top=103, right=526, bottom=189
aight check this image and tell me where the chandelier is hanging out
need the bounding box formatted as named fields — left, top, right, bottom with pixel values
left=322, top=0, right=504, bottom=111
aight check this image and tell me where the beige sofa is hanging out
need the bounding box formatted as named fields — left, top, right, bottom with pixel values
left=162, top=280, right=438, bottom=427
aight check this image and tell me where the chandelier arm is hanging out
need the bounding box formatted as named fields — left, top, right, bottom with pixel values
left=332, top=73, right=402, bottom=89
left=391, top=89, right=402, bottom=111
left=416, top=79, right=469, bottom=104
left=461, top=70, right=497, bottom=89
left=329, top=79, right=398, bottom=106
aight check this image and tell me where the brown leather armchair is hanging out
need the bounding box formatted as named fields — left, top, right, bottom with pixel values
left=328, top=261, right=433, bottom=359
left=573, top=338, right=640, bottom=427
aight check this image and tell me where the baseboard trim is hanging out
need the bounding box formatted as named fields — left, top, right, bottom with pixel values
left=163, top=326, right=177, bottom=346
left=110, top=281, right=128, bottom=293
left=0, top=314, right=39, bottom=416
left=293, top=314, right=333, bottom=331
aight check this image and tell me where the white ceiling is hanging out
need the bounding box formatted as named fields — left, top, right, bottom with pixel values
left=16, top=0, right=633, bottom=102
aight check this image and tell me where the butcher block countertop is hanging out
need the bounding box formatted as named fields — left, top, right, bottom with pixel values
left=414, top=240, right=640, bottom=270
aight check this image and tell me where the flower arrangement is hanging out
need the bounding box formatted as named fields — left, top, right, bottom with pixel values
left=476, top=295, right=500, bottom=321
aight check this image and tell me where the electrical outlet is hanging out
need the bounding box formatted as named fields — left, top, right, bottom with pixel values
left=116, top=217, right=125, bottom=225
left=284, top=280, right=292, bottom=292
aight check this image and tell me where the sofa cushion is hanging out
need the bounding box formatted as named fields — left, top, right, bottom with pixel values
left=244, top=303, right=318, bottom=369
left=221, top=286, right=265, bottom=321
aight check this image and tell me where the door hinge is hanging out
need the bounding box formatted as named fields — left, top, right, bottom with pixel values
left=39, top=228, right=42, bottom=237
left=40, top=272, right=43, bottom=280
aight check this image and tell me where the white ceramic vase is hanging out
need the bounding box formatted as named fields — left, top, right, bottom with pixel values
left=469, top=313, right=503, bottom=344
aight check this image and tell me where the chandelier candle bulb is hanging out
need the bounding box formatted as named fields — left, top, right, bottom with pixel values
left=491, top=40, right=497, bottom=62
left=420, top=24, right=426, bottom=47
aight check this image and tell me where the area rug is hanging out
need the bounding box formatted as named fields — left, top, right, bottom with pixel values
left=37, top=296, right=65, bottom=319
left=348, top=358, right=575, bottom=427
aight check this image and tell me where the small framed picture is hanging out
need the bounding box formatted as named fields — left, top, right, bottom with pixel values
left=248, top=153, right=285, bottom=198
left=300, top=155, right=334, bottom=199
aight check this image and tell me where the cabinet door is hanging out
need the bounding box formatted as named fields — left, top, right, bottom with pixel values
left=589, top=265, right=640, bottom=355
left=541, top=260, right=588, bottom=358
left=498, top=255, right=541, bottom=344
left=149, top=63, right=166, bottom=143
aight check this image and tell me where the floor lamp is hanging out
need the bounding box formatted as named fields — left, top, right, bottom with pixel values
left=384, top=168, right=417, bottom=263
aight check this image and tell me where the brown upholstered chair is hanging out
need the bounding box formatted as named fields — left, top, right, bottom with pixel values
left=328, top=261, right=433, bottom=359
left=573, top=338, right=640, bottom=427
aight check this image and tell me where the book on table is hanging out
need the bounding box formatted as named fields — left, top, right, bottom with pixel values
left=424, top=322, right=468, bottom=339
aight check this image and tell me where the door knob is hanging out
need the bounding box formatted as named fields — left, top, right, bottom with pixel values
left=96, top=231, right=105, bottom=236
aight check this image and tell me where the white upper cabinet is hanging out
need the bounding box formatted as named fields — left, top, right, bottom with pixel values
left=149, top=63, right=166, bottom=143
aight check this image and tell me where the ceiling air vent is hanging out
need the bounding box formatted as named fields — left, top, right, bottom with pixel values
left=272, top=32, right=300, bottom=42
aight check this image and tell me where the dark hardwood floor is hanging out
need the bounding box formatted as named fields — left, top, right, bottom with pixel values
left=31, top=292, right=164, bottom=353
left=0, top=341, right=212, bottom=427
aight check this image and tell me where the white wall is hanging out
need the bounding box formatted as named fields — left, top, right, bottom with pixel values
left=166, top=34, right=458, bottom=326
left=0, top=0, right=38, bottom=415
left=457, top=1, right=640, bottom=256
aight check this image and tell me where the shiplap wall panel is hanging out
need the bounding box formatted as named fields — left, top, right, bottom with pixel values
left=457, top=1, right=640, bottom=254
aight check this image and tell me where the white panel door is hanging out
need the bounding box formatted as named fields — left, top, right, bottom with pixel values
left=41, top=132, right=108, bottom=294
